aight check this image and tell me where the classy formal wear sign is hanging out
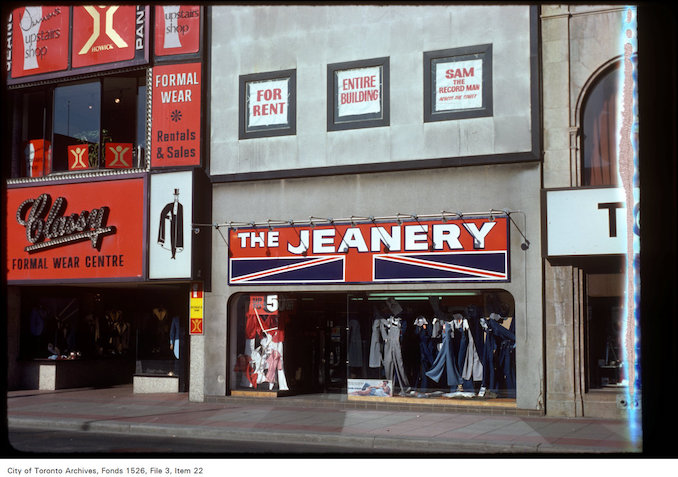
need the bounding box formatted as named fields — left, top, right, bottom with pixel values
left=6, top=178, right=146, bottom=282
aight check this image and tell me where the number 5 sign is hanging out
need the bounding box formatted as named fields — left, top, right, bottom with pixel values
left=189, top=282, right=203, bottom=334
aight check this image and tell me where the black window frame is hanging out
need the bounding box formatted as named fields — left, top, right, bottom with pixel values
left=239, top=69, right=297, bottom=140
left=8, top=70, right=149, bottom=180
left=327, top=57, right=390, bottom=132
left=423, top=44, right=493, bottom=123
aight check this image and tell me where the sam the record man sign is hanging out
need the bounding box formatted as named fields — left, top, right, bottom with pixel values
left=6, top=178, right=146, bottom=282
left=424, top=44, right=493, bottom=122
left=151, top=62, right=202, bottom=167
left=229, top=217, right=509, bottom=284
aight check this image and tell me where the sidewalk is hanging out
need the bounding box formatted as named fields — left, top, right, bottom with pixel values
left=5, top=385, right=642, bottom=455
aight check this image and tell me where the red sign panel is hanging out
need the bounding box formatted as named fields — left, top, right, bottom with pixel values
left=67, top=144, right=90, bottom=170
left=71, top=6, right=138, bottom=69
left=25, top=140, right=52, bottom=177
left=10, top=6, right=70, bottom=78
left=151, top=62, right=202, bottom=167
left=104, top=143, right=134, bottom=168
left=154, top=5, right=201, bottom=57
left=6, top=178, right=146, bottom=282
left=228, top=217, right=509, bottom=284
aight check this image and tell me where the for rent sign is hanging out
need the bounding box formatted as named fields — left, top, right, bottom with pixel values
left=228, top=217, right=509, bottom=284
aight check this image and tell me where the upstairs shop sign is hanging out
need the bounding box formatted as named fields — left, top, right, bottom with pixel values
left=228, top=216, right=509, bottom=284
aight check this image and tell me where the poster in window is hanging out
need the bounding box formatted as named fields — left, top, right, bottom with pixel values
left=434, top=58, right=483, bottom=112
left=150, top=62, right=202, bottom=168
left=71, top=5, right=139, bottom=69
left=248, top=79, right=290, bottom=129
left=336, top=66, right=382, bottom=118
left=240, top=70, right=296, bottom=139
left=154, top=5, right=201, bottom=57
left=9, top=6, right=70, bottom=79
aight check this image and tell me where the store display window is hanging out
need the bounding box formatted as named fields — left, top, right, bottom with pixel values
left=8, top=71, right=147, bottom=179
left=229, top=290, right=517, bottom=400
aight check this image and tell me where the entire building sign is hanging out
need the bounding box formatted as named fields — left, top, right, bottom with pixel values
left=9, top=6, right=70, bottom=79
left=6, top=178, right=146, bottom=282
left=424, top=44, right=493, bottom=122
left=154, top=5, right=201, bottom=57
left=228, top=217, right=509, bottom=284
left=545, top=187, right=637, bottom=256
left=328, top=57, right=389, bottom=131
left=151, top=62, right=202, bottom=167
left=337, top=66, right=381, bottom=117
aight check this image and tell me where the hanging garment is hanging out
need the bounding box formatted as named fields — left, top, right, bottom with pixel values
left=265, top=349, right=283, bottom=383
left=489, top=319, right=516, bottom=393
left=368, top=316, right=384, bottom=368
left=380, top=317, right=410, bottom=389
left=414, top=317, right=436, bottom=390
left=460, top=319, right=484, bottom=382
left=169, top=315, right=181, bottom=359
left=348, top=319, right=363, bottom=367
left=425, top=321, right=462, bottom=389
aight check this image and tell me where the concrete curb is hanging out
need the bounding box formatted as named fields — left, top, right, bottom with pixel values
left=8, top=416, right=614, bottom=455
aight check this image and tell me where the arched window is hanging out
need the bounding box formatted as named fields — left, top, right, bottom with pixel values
left=581, top=65, right=621, bottom=186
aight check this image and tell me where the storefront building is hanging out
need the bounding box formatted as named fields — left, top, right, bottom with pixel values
left=4, top=5, right=638, bottom=420
left=199, top=4, right=545, bottom=412
left=4, top=6, right=210, bottom=393
left=541, top=5, right=637, bottom=418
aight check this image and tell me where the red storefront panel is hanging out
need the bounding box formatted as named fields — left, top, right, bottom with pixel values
left=10, top=6, right=70, bottom=79
left=154, top=5, right=201, bottom=57
left=6, top=178, right=146, bottom=282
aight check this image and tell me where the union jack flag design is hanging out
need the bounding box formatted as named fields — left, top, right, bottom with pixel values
left=373, top=251, right=508, bottom=282
left=230, top=255, right=345, bottom=284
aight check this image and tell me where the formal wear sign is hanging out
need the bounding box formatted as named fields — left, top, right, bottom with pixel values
left=151, top=62, right=202, bottom=167
left=229, top=217, right=509, bottom=284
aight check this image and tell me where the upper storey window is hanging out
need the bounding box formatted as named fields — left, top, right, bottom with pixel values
left=9, top=72, right=147, bottom=179
left=581, top=65, right=621, bottom=186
